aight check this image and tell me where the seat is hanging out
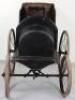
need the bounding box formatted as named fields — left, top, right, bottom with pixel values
left=15, top=16, right=58, bottom=69
left=15, top=3, right=58, bottom=69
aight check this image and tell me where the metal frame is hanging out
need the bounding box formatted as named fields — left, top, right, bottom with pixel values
left=2, top=64, right=68, bottom=78
left=2, top=51, right=68, bottom=81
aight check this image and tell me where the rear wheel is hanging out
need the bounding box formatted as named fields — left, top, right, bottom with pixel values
left=59, top=31, right=69, bottom=73
left=59, top=31, right=72, bottom=97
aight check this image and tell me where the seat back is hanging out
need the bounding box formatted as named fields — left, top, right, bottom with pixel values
left=19, top=3, right=56, bottom=23
left=16, top=16, right=58, bottom=55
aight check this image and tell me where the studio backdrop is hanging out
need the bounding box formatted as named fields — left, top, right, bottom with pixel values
left=0, top=0, right=75, bottom=63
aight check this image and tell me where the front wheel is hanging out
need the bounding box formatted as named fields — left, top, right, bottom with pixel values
left=3, top=29, right=15, bottom=98
left=59, top=56, right=72, bottom=97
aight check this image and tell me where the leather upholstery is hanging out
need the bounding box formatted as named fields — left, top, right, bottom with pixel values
left=15, top=3, right=58, bottom=69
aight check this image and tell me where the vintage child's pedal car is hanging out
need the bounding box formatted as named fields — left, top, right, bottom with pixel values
left=2, top=3, right=72, bottom=98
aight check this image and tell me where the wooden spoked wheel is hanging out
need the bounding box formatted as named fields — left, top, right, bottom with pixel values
left=59, top=31, right=70, bottom=74
left=59, top=31, right=72, bottom=97
left=4, top=29, right=15, bottom=98
left=59, top=56, right=72, bottom=97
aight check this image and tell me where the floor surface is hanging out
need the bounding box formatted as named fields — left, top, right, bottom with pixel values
left=0, top=61, right=75, bottom=100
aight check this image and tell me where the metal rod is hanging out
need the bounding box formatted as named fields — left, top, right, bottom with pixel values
left=2, top=72, right=68, bottom=78
left=2, top=73, right=68, bottom=77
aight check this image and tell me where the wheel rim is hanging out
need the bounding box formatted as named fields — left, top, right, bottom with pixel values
left=4, top=57, right=10, bottom=98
